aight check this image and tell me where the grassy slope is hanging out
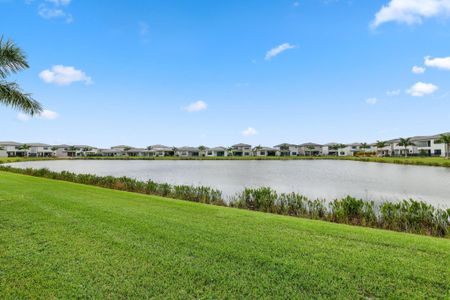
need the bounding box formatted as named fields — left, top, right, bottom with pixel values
left=0, top=172, right=449, bottom=299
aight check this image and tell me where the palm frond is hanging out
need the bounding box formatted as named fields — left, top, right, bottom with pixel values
left=0, top=36, right=29, bottom=78
left=0, top=81, right=43, bottom=115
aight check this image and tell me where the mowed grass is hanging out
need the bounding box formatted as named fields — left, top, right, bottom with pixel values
left=0, top=172, right=449, bottom=299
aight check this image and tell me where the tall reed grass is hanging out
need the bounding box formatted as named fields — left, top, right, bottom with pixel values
left=1, top=166, right=448, bottom=237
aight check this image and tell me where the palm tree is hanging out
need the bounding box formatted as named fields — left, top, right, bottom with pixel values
left=360, top=143, right=369, bottom=152
left=398, top=138, right=415, bottom=157
left=435, top=134, right=450, bottom=159
left=18, top=144, right=30, bottom=157
left=329, top=144, right=340, bottom=156
left=306, top=145, right=315, bottom=156
left=68, top=146, right=79, bottom=157
left=0, top=36, right=42, bottom=115
left=375, top=141, right=387, bottom=157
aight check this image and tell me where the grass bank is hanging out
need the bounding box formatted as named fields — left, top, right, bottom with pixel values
left=1, top=166, right=449, bottom=237
left=0, top=171, right=449, bottom=299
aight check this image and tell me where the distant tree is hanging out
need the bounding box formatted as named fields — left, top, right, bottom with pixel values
left=123, top=147, right=131, bottom=152
left=435, top=134, right=450, bottom=159
left=146, top=146, right=152, bottom=150
left=0, top=146, right=4, bottom=151
left=360, top=143, right=369, bottom=152
left=0, top=36, right=42, bottom=115
left=398, top=138, right=415, bottom=158
left=198, top=145, right=206, bottom=151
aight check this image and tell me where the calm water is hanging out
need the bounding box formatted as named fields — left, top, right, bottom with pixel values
left=7, top=160, right=450, bottom=207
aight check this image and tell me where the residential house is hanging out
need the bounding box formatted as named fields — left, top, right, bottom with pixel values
left=322, top=143, right=339, bottom=156
left=148, top=145, right=175, bottom=157
left=175, top=147, right=200, bottom=157
left=230, top=143, right=252, bottom=157
left=126, top=148, right=151, bottom=157
left=100, top=149, right=125, bottom=157
left=253, top=146, right=279, bottom=157
left=338, top=143, right=362, bottom=156
left=298, top=143, right=322, bottom=156
left=0, top=141, right=24, bottom=157
left=273, top=143, right=299, bottom=156
left=206, top=146, right=228, bottom=157
left=28, top=143, right=54, bottom=157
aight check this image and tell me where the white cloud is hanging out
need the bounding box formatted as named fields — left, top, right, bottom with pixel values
left=17, top=113, right=31, bottom=122
left=265, top=43, right=296, bottom=60
left=366, top=97, right=379, bottom=105
left=412, top=65, right=426, bottom=74
left=371, top=0, right=450, bottom=28
left=424, top=55, right=450, bottom=70
left=406, top=81, right=438, bottom=97
left=184, top=100, right=207, bottom=112
left=40, top=109, right=59, bottom=119
left=46, top=0, right=71, bottom=5
left=39, top=65, right=92, bottom=85
left=36, top=0, right=73, bottom=22
left=17, top=109, right=59, bottom=122
left=241, top=127, right=258, bottom=137
left=386, top=89, right=401, bottom=96
left=38, top=6, right=65, bottom=18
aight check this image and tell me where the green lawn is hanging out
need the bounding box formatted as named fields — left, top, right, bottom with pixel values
left=1, top=172, right=449, bottom=299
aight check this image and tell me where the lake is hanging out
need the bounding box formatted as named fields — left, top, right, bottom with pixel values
left=6, top=160, right=450, bottom=207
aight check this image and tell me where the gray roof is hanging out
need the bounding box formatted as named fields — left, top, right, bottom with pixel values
left=323, top=143, right=338, bottom=146
left=111, top=145, right=132, bottom=149
left=149, top=145, right=172, bottom=150
left=0, top=141, right=22, bottom=146
left=232, top=143, right=252, bottom=147
left=210, top=146, right=227, bottom=151
left=28, top=143, right=51, bottom=147
left=254, top=146, right=278, bottom=151
left=274, top=143, right=297, bottom=147
left=100, top=149, right=124, bottom=153
left=298, top=143, right=322, bottom=147
left=177, top=147, right=199, bottom=152
left=126, top=148, right=149, bottom=153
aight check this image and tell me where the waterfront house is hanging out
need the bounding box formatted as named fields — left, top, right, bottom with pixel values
left=231, top=143, right=252, bottom=157
left=253, top=146, right=280, bottom=157
left=273, top=143, right=299, bottom=156
left=175, top=147, right=200, bottom=157
left=337, top=143, right=361, bottom=156
left=298, top=143, right=323, bottom=156
left=0, top=141, right=24, bottom=157
left=28, top=143, right=54, bottom=157
left=148, top=145, right=175, bottom=157
left=322, top=143, right=339, bottom=156
left=100, top=148, right=125, bottom=157
left=206, top=146, right=228, bottom=157
left=126, top=148, right=151, bottom=157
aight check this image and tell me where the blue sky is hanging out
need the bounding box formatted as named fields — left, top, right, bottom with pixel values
left=1, top=0, right=450, bottom=147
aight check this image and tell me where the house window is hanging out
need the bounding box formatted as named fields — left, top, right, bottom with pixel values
left=434, top=150, right=442, bottom=155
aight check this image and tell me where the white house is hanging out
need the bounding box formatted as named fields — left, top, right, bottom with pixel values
left=253, top=146, right=280, bottom=157
left=322, top=143, right=339, bottom=156
left=0, top=141, right=25, bottom=157
left=273, top=143, right=299, bottom=156
left=148, top=145, right=175, bottom=157
left=28, top=143, right=54, bottom=157
left=298, top=143, right=322, bottom=156
left=206, top=147, right=228, bottom=157
left=231, top=143, right=252, bottom=157
left=175, top=147, right=200, bottom=157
